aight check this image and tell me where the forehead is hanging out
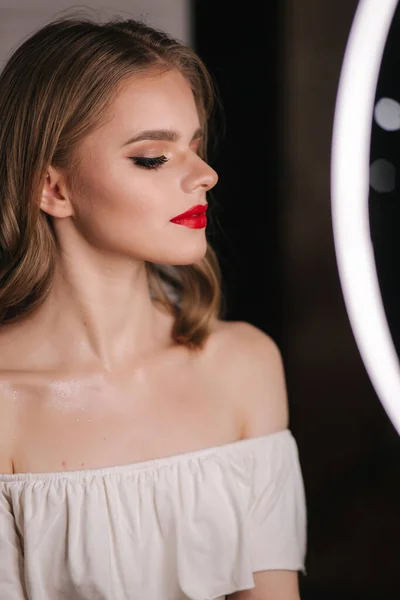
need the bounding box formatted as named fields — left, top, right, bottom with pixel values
left=102, top=69, right=200, bottom=137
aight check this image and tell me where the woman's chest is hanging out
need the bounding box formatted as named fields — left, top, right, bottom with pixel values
left=10, top=356, right=243, bottom=473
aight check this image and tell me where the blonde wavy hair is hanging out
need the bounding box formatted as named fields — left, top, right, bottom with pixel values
left=0, top=14, right=225, bottom=351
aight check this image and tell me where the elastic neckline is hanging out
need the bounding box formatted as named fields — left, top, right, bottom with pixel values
left=0, top=428, right=291, bottom=482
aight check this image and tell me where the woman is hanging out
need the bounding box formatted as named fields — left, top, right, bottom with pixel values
left=0, top=15, right=306, bottom=600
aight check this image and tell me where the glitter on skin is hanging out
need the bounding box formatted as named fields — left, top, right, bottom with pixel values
left=48, top=379, right=85, bottom=412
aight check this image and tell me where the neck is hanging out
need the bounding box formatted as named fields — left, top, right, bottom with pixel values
left=27, top=251, right=172, bottom=373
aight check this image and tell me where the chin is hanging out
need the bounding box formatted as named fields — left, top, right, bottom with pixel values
left=157, top=242, right=208, bottom=266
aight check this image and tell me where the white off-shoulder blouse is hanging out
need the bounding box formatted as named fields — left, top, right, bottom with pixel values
left=0, top=429, right=306, bottom=600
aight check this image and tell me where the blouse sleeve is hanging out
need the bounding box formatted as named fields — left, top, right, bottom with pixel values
left=0, top=487, right=27, bottom=599
left=248, top=430, right=307, bottom=573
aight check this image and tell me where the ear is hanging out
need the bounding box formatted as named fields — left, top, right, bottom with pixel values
left=40, top=165, right=75, bottom=218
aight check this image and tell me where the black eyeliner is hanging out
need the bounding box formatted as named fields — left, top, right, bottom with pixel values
left=130, top=155, right=169, bottom=169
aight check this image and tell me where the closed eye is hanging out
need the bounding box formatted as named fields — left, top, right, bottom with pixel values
left=130, top=156, right=169, bottom=169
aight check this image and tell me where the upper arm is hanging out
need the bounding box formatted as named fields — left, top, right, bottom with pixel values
left=226, top=570, right=300, bottom=600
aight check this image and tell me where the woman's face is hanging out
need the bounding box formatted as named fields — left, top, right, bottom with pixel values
left=61, top=68, right=218, bottom=265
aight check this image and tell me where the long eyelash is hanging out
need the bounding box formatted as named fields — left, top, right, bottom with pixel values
left=130, top=155, right=169, bottom=169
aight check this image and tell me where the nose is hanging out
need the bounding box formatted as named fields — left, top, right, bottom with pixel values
left=183, top=158, right=219, bottom=193
left=200, top=163, right=219, bottom=191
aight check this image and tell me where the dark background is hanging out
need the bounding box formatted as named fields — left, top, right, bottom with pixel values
left=192, top=2, right=284, bottom=343
left=193, top=1, right=400, bottom=598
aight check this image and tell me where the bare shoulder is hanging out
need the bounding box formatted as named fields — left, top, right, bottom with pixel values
left=0, top=374, right=18, bottom=474
left=0, top=322, right=27, bottom=473
left=208, top=320, right=289, bottom=438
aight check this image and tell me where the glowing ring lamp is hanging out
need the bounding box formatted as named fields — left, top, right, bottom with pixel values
left=331, top=0, right=400, bottom=434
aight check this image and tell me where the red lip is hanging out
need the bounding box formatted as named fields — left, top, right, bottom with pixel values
left=170, top=204, right=207, bottom=222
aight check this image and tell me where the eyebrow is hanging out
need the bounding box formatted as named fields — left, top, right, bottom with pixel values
left=122, top=127, right=203, bottom=146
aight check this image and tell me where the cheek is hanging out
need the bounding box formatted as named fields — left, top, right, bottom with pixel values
left=74, top=166, right=172, bottom=235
